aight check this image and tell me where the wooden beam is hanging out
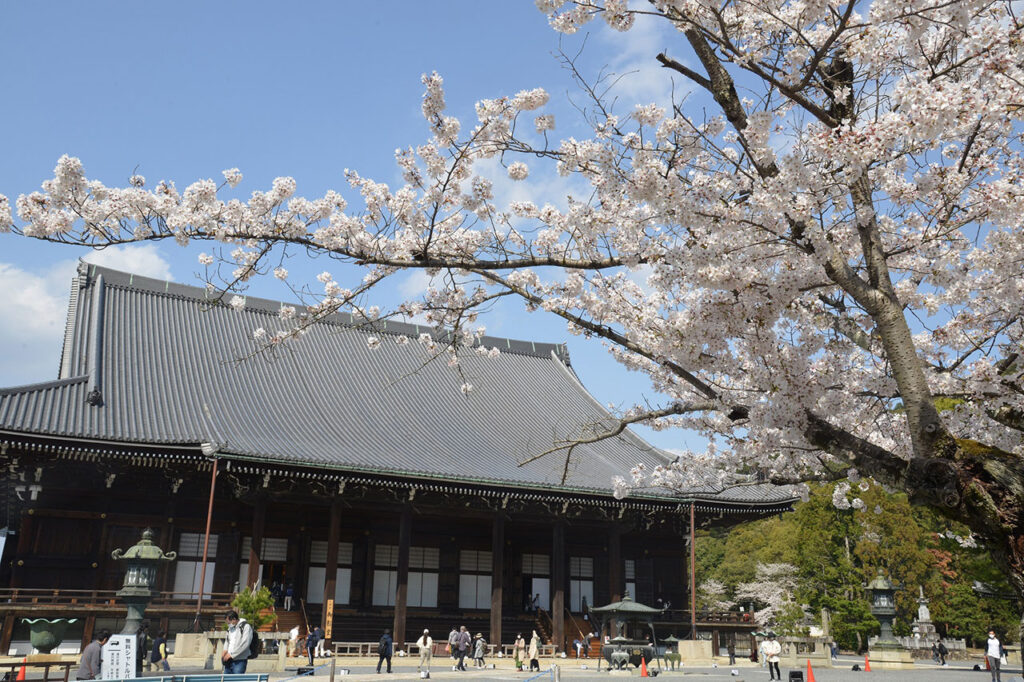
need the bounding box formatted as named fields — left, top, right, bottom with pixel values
left=489, top=514, right=504, bottom=647
left=392, top=506, right=411, bottom=651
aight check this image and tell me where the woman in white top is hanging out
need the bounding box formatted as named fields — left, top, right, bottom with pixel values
left=986, top=630, right=1005, bottom=682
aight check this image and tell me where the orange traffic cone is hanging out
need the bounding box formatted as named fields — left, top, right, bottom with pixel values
left=806, top=659, right=816, bottom=682
left=864, top=653, right=871, bottom=672
left=640, top=656, right=649, bottom=677
left=16, top=657, right=26, bottom=681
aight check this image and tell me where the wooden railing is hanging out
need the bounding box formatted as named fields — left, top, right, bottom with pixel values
left=0, top=660, right=74, bottom=682
left=0, top=588, right=235, bottom=609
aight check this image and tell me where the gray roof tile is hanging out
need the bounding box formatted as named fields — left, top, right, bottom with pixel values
left=0, top=263, right=794, bottom=504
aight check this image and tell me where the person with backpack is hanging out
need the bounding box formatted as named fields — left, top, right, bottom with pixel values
left=376, top=628, right=394, bottom=674
left=937, top=639, right=948, bottom=666
left=473, top=633, right=486, bottom=669
left=306, top=627, right=319, bottom=667
left=221, top=610, right=254, bottom=674
left=149, top=630, right=170, bottom=671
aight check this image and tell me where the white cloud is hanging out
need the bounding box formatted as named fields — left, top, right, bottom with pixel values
left=595, top=11, right=690, bottom=110
left=82, top=244, right=173, bottom=280
left=0, top=245, right=172, bottom=387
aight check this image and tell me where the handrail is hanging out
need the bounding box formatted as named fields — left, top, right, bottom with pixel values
left=0, top=588, right=235, bottom=608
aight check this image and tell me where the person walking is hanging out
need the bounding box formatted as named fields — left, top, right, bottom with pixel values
left=937, top=638, right=948, bottom=667
left=376, top=628, right=394, bottom=674
left=221, top=610, right=254, bottom=674
left=284, top=583, right=295, bottom=611
left=455, top=626, right=471, bottom=671
left=76, top=630, right=111, bottom=680
left=473, top=633, right=486, bottom=668
left=513, top=633, right=526, bottom=671
left=448, top=626, right=459, bottom=670
left=528, top=630, right=541, bottom=672
left=986, top=629, right=1005, bottom=682
left=727, top=636, right=736, bottom=665
left=764, top=633, right=782, bottom=681
left=149, top=630, right=171, bottom=672
left=416, top=629, right=433, bottom=674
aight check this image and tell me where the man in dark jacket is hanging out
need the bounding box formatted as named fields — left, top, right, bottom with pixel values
left=306, top=628, right=318, bottom=666
left=376, top=628, right=393, bottom=674
left=76, top=630, right=111, bottom=680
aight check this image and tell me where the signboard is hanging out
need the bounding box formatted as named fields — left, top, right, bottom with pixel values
left=101, top=634, right=136, bottom=680
left=324, top=599, right=334, bottom=639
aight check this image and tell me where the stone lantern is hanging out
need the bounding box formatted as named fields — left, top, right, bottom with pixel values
left=866, top=572, right=898, bottom=646
left=111, top=528, right=176, bottom=634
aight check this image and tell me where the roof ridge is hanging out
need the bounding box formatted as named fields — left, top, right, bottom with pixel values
left=81, top=262, right=569, bottom=360
left=0, top=375, right=89, bottom=398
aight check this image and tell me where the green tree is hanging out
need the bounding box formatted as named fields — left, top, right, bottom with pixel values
left=230, top=585, right=276, bottom=631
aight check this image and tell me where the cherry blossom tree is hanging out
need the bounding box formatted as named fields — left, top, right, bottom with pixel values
left=735, top=563, right=806, bottom=631
left=3, top=0, right=1024, bottom=602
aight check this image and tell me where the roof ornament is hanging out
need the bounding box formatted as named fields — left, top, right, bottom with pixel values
left=86, top=388, right=103, bottom=406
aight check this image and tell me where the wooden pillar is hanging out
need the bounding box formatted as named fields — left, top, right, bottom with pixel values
left=0, top=615, right=15, bottom=655
left=247, top=497, right=267, bottom=588
left=80, top=615, right=96, bottom=652
left=10, top=511, right=34, bottom=588
left=552, top=520, right=566, bottom=652
left=322, top=499, right=342, bottom=639
left=490, top=515, right=505, bottom=647
left=689, top=503, right=697, bottom=640
left=361, top=537, right=375, bottom=609
left=608, top=523, right=622, bottom=638
left=392, top=506, right=411, bottom=650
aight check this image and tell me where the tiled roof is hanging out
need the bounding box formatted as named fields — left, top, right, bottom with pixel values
left=0, top=263, right=794, bottom=505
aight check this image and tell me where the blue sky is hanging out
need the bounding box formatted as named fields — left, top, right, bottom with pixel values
left=0, top=1, right=701, bottom=453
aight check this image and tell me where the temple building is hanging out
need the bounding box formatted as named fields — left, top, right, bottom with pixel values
left=0, top=263, right=794, bottom=655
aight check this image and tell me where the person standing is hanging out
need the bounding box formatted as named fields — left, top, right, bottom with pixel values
left=76, top=630, right=111, bottom=680
left=455, top=626, right=471, bottom=671
left=764, top=633, right=782, bottom=681
left=987, top=630, right=1005, bottom=682
left=284, top=583, right=295, bottom=611
left=376, top=628, right=394, bottom=674
left=473, top=633, right=486, bottom=668
left=528, top=630, right=541, bottom=672
left=513, top=633, right=526, bottom=671
left=135, top=621, right=151, bottom=677
left=727, top=636, right=736, bottom=665
left=416, top=629, right=433, bottom=674
left=314, top=626, right=327, bottom=658
left=149, top=630, right=170, bottom=672
left=222, top=610, right=254, bottom=674
left=306, top=627, right=318, bottom=667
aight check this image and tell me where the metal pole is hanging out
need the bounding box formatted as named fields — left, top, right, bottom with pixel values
left=193, top=457, right=219, bottom=631
left=690, top=502, right=697, bottom=641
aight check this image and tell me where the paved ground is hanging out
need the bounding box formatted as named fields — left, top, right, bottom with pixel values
left=251, top=654, right=1019, bottom=681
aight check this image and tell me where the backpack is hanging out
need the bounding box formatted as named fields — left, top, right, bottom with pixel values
left=938, top=643, right=948, bottom=655
left=248, top=624, right=263, bottom=658
left=378, top=635, right=389, bottom=655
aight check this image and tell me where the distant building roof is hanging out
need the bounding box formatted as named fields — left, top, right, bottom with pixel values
left=0, top=263, right=794, bottom=506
